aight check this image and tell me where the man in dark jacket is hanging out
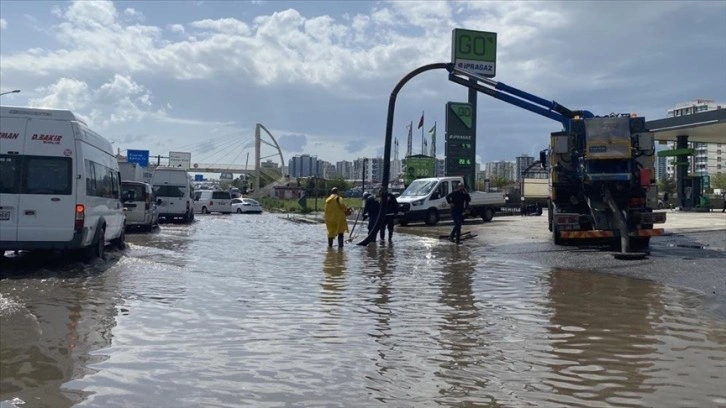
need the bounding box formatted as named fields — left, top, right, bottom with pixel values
left=379, top=192, right=399, bottom=242
left=446, top=183, right=471, bottom=244
left=361, top=192, right=380, bottom=233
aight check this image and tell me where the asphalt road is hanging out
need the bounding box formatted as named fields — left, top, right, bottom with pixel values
left=396, top=209, right=726, bottom=319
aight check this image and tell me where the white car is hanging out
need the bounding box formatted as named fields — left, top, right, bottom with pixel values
left=231, top=198, right=262, bottom=214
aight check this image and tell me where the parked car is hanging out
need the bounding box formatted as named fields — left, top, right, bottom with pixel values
left=121, top=181, right=159, bottom=232
left=194, top=190, right=232, bottom=214
left=231, top=198, right=262, bottom=214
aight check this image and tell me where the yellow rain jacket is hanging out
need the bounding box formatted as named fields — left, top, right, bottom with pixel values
left=325, top=194, right=349, bottom=238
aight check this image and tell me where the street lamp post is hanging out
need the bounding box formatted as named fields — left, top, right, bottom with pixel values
left=0, top=90, right=21, bottom=96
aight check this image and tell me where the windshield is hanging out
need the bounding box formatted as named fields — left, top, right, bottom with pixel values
left=400, top=180, right=437, bottom=197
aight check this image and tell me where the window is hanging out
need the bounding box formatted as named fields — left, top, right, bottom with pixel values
left=212, top=191, right=231, bottom=199
left=155, top=185, right=186, bottom=198
left=85, top=160, right=120, bottom=199
left=0, top=155, right=20, bottom=194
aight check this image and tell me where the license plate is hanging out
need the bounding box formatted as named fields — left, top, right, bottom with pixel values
left=0, top=210, right=10, bottom=221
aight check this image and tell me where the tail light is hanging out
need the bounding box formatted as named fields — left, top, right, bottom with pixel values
left=145, top=191, right=151, bottom=210
left=74, top=204, right=85, bottom=232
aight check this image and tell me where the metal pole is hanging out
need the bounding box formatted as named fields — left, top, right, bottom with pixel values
left=468, top=78, right=477, bottom=190
left=357, top=62, right=453, bottom=245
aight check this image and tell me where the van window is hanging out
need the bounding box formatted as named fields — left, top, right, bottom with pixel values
left=24, top=156, right=72, bottom=195
left=156, top=185, right=186, bottom=198
left=1, top=155, right=72, bottom=195
left=212, top=191, right=231, bottom=199
left=436, top=182, right=449, bottom=199
left=0, top=155, right=20, bottom=194
left=122, top=183, right=145, bottom=201
left=85, top=159, right=120, bottom=199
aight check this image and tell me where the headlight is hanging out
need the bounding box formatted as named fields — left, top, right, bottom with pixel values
left=412, top=199, right=425, bottom=206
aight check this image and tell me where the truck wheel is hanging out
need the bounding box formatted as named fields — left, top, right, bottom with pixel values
left=552, top=225, right=563, bottom=246
left=630, top=237, right=651, bottom=251
left=425, top=209, right=439, bottom=226
left=202, top=207, right=209, bottom=214
left=481, top=207, right=494, bottom=222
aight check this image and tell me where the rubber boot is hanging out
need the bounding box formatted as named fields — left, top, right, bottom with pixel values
left=328, top=237, right=334, bottom=247
left=337, top=234, right=344, bottom=248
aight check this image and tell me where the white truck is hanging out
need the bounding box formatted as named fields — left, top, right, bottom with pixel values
left=396, top=176, right=506, bottom=226
left=119, top=162, right=145, bottom=182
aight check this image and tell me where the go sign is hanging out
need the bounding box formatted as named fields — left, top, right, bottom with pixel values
left=451, top=28, right=497, bottom=77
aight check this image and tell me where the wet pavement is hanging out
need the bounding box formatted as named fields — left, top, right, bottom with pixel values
left=1, top=213, right=726, bottom=407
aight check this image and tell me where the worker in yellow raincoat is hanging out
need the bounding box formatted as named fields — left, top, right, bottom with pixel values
left=325, top=187, right=350, bottom=248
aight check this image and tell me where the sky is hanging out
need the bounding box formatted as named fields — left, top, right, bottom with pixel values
left=1, top=0, right=725, bottom=170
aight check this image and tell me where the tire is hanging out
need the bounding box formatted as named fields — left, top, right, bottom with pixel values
left=112, top=226, right=126, bottom=250
left=237, top=208, right=243, bottom=213
left=398, top=219, right=408, bottom=226
left=481, top=207, right=494, bottom=222
left=202, top=207, right=209, bottom=214
left=425, top=209, right=439, bottom=226
left=552, top=224, right=563, bottom=246
left=630, top=237, right=651, bottom=251
left=84, top=226, right=105, bottom=262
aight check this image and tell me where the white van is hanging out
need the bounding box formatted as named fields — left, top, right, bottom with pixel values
left=151, top=167, right=194, bottom=223
left=193, top=190, right=232, bottom=214
left=0, top=106, right=126, bottom=259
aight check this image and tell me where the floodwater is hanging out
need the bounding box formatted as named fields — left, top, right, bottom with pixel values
left=1, top=214, right=725, bottom=407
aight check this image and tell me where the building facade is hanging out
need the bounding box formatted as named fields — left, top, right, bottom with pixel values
left=485, top=160, right=515, bottom=181
left=515, top=154, right=535, bottom=181
left=665, top=100, right=725, bottom=179
left=288, top=154, right=320, bottom=178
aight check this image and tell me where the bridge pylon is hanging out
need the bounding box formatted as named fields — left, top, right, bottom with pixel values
left=254, top=123, right=286, bottom=193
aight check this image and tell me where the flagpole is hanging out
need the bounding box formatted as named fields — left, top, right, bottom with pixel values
left=421, top=111, right=425, bottom=155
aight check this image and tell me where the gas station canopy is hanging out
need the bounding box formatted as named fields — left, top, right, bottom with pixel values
left=646, top=109, right=726, bottom=144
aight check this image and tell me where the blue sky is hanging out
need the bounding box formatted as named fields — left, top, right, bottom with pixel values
left=1, top=0, right=725, bottom=170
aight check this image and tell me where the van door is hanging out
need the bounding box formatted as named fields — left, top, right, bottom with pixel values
left=16, top=119, right=76, bottom=243
left=0, top=117, right=28, bottom=242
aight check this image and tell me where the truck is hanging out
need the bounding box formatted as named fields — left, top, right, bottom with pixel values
left=447, top=67, right=666, bottom=253
left=151, top=167, right=195, bottom=223
left=119, top=162, right=145, bottom=182
left=396, top=176, right=506, bottom=226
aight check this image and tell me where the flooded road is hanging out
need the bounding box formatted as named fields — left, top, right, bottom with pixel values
left=2, top=214, right=726, bottom=407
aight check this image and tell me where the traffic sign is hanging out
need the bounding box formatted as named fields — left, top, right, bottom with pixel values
left=451, top=28, right=497, bottom=77
left=445, top=102, right=476, bottom=185
left=127, top=149, right=149, bottom=167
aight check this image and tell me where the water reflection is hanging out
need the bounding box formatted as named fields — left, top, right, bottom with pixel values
left=321, top=248, right=347, bottom=306
left=0, top=257, right=123, bottom=407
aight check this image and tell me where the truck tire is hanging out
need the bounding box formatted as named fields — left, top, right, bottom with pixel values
left=202, top=207, right=209, bottom=214
left=481, top=207, right=494, bottom=222
left=552, top=224, right=563, bottom=246
left=425, top=209, right=439, bottom=226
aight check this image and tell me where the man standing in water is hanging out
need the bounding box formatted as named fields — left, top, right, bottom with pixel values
left=325, top=187, right=349, bottom=248
left=362, top=192, right=380, bottom=233
left=446, top=183, right=471, bottom=244
left=379, top=192, right=399, bottom=242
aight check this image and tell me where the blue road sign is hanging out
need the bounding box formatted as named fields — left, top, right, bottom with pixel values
left=194, top=174, right=204, bottom=181
left=127, top=149, right=149, bottom=167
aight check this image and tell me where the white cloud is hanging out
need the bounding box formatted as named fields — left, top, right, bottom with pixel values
left=2, top=0, right=724, bottom=164
left=0, top=18, right=7, bottom=30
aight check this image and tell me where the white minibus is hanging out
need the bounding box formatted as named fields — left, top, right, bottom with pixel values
left=0, top=106, right=126, bottom=259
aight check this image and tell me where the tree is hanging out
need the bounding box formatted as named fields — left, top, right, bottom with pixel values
left=658, top=176, right=676, bottom=197
left=711, top=173, right=726, bottom=191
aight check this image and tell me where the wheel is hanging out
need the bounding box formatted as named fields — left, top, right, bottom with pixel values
left=425, top=209, right=439, bottom=226
left=237, top=208, right=243, bottom=213
left=630, top=237, right=651, bottom=251
left=112, top=226, right=126, bottom=249
left=202, top=207, right=209, bottom=214
left=398, top=219, right=408, bottom=226
left=481, top=207, right=494, bottom=222
left=84, top=226, right=105, bottom=261
left=552, top=224, right=563, bottom=246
